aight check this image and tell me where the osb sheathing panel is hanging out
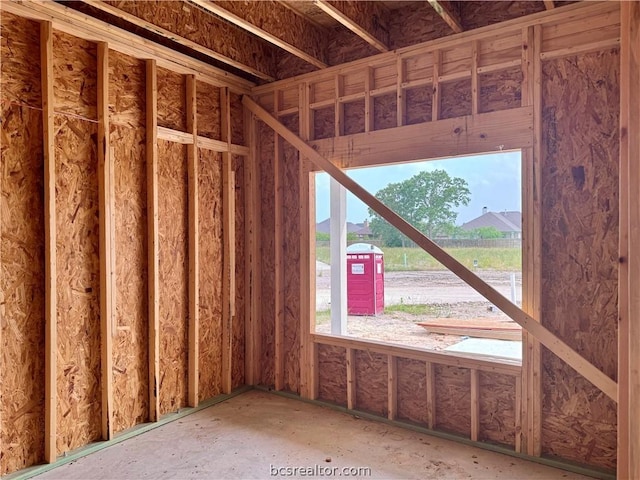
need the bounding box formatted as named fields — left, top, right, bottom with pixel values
left=281, top=115, right=300, bottom=394
left=259, top=121, right=275, bottom=386
left=540, top=50, right=619, bottom=471
left=52, top=32, right=97, bottom=120
left=0, top=105, right=45, bottom=475
left=343, top=101, right=365, bottom=136
left=434, top=365, right=470, bottom=437
left=110, top=49, right=149, bottom=433
left=232, top=155, right=246, bottom=389
left=396, top=358, right=427, bottom=426
left=388, top=3, right=452, bottom=50
left=198, top=149, right=223, bottom=400
left=354, top=350, right=388, bottom=417
left=461, top=1, right=544, bottom=30
left=327, top=1, right=389, bottom=49
left=373, top=94, right=397, bottom=131
left=405, top=87, right=433, bottom=126
left=478, top=372, right=515, bottom=447
left=104, top=0, right=277, bottom=79
left=196, top=81, right=221, bottom=140
left=317, top=345, right=347, bottom=406
left=313, top=107, right=335, bottom=141
left=0, top=13, right=42, bottom=109
left=157, top=67, right=186, bottom=132
left=479, top=68, right=523, bottom=114
left=54, top=116, right=102, bottom=454
left=440, top=79, right=472, bottom=120
left=158, top=140, right=188, bottom=414
left=230, top=92, right=244, bottom=145
left=0, top=14, right=45, bottom=475
left=109, top=50, right=145, bottom=129
left=326, top=27, right=378, bottom=67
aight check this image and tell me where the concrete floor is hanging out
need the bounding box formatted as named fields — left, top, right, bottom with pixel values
left=36, top=390, right=591, bottom=480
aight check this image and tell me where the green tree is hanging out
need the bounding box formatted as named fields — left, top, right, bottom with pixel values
left=473, top=226, right=503, bottom=239
left=368, top=169, right=471, bottom=247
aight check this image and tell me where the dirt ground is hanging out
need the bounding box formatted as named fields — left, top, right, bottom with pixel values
left=315, top=264, right=522, bottom=351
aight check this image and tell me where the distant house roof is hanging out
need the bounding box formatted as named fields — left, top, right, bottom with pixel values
left=461, top=211, right=521, bottom=233
left=316, top=218, right=366, bottom=235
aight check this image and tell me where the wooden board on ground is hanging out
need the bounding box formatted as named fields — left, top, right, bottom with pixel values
left=417, top=318, right=522, bottom=341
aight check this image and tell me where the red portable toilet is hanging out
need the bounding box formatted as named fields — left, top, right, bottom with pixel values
left=347, top=243, right=384, bottom=315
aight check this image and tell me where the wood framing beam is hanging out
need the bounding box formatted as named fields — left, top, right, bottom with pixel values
left=274, top=121, right=285, bottom=391
left=620, top=3, right=640, bottom=478
left=314, top=0, right=389, bottom=52
left=186, top=75, right=199, bottom=408
left=191, top=0, right=327, bottom=69
left=245, top=96, right=618, bottom=402
left=387, top=356, right=398, bottom=420
left=2, top=0, right=253, bottom=92
left=346, top=348, right=356, bottom=410
left=79, top=0, right=275, bottom=81
left=310, top=106, right=533, bottom=170
left=425, top=362, right=435, bottom=429
left=428, top=0, right=463, bottom=34
left=97, top=41, right=114, bottom=441
left=40, top=20, right=57, bottom=464
left=470, top=369, right=479, bottom=441
left=221, top=88, right=235, bottom=394
left=543, top=0, right=555, bottom=11
left=146, top=59, right=160, bottom=422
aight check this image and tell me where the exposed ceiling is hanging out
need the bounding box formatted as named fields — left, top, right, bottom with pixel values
left=67, top=1, right=569, bottom=84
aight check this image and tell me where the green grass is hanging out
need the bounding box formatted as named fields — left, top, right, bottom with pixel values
left=384, top=303, right=444, bottom=315
left=316, top=246, right=522, bottom=272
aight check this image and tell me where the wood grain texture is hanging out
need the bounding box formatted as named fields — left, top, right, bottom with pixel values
left=373, top=94, right=397, bottom=131
left=317, top=344, right=347, bottom=406
left=479, top=67, right=523, bottom=114
left=0, top=104, right=45, bottom=474
left=232, top=155, right=246, bottom=390
left=354, top=350, right=388, bottom=417
left=540, top=49, right=619, bottom=471
left=258, top=121, right=276, bottom=387
left=198, top=149, right=223, bottom=401
left=158, top=140, right=188, bottom=415
left=313, top=106, right=335, bottom=140
left=440, top=79, right=472, bottom=120
left=281, top=115, right=301, bottom=394
left=405, top=87, right=433, bottom=126
left=230, top=92, right=244, bottom=146
left=343, top=101, right=365, bottom=136
left=196, top=81, right=221, bottom=140
left=157, top=67, right=186, bottom=132
left=461, top=1, right=545, bottom=31
left=396, top=358, right=428, bottom=426
left=108, top=50, right=145, bottom=128
left=389, top=3, right=452, bottom=49
left=435, top=365, right=471, bottom=437
left=54, top=116, right=101, bottom=454
left=479, top=372, right=516, bottom=447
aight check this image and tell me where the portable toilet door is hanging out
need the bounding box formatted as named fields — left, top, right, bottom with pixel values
left=346, top=243, right=384, bottom=315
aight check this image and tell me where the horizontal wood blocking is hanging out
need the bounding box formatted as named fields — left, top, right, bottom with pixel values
left=309, top=107, right=533, bottom=169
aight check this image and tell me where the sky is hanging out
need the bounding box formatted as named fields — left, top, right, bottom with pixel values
left=315, top=150, right=522, bottom=225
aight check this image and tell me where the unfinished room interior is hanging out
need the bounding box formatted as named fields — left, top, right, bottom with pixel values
left=1, top=0, right=639, bottom=478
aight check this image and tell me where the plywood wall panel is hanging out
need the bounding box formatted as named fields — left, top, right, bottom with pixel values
left=109, top=50, right=145, bottom=129
left=540, top=49, right=619, bottom=471
left=440, top=79, right=472, bottom=120
left=388, top=3, right=452, bottom=49
left=230, top=92, right=244, bottom=145
left=52, top=32, right=97, bottom=120
left=405, top=87, right=433, bottom=125
left=157, top=67, right=186, bottom=132
left=373, top=94, right=397, bottom=131
left=434, top=365, right=470, bottom=437
left=158, top=140, right=188, bottom=414
left=196, top=81, right=221, bottom=140
left=111, top=124, right=148, bottom=432
left=281, top=115, right=300, bottom=394
left=478, top=372, right=516, bottom=447
left=0, top=104, right=45, bottom=475
left=343, top=101, right=365, bottom=136
left=479, top=68, right=523, bottom=114
left=396, top=358, right=427, bottom=426
left=313, top=107, right=335, bottom=140
left=258, top=122, right=276, bottom=386
left=54, top=116, right=102, bottom=454
left=109, top=49, right=149, bottom=433
left=461, top=1, right=544, bottom=30
left=232, top=155, right=246, bottom=390
left=0, top=13, right=42, bottom=109
left=354, top=350, right=388, bottom=417
left=198, top=149, right=223, bottom=400
left=317, top=345, right=347, bottom=406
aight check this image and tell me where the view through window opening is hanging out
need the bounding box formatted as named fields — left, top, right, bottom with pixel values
left=313, top=151, right=523, bottom=362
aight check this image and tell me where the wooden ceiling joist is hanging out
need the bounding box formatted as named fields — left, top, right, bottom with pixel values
left=83, top=0, right=276, bottom=81
left=428, top=0, right=463, bottom=34
left=544, top=0, right=555, bottom=10
left=314, top=0, right=389, bottom=52
left=190, top=0, right=328, bottom=69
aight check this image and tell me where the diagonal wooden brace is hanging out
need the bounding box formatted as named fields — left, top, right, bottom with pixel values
left=243, top=95, right=618, bottom=402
